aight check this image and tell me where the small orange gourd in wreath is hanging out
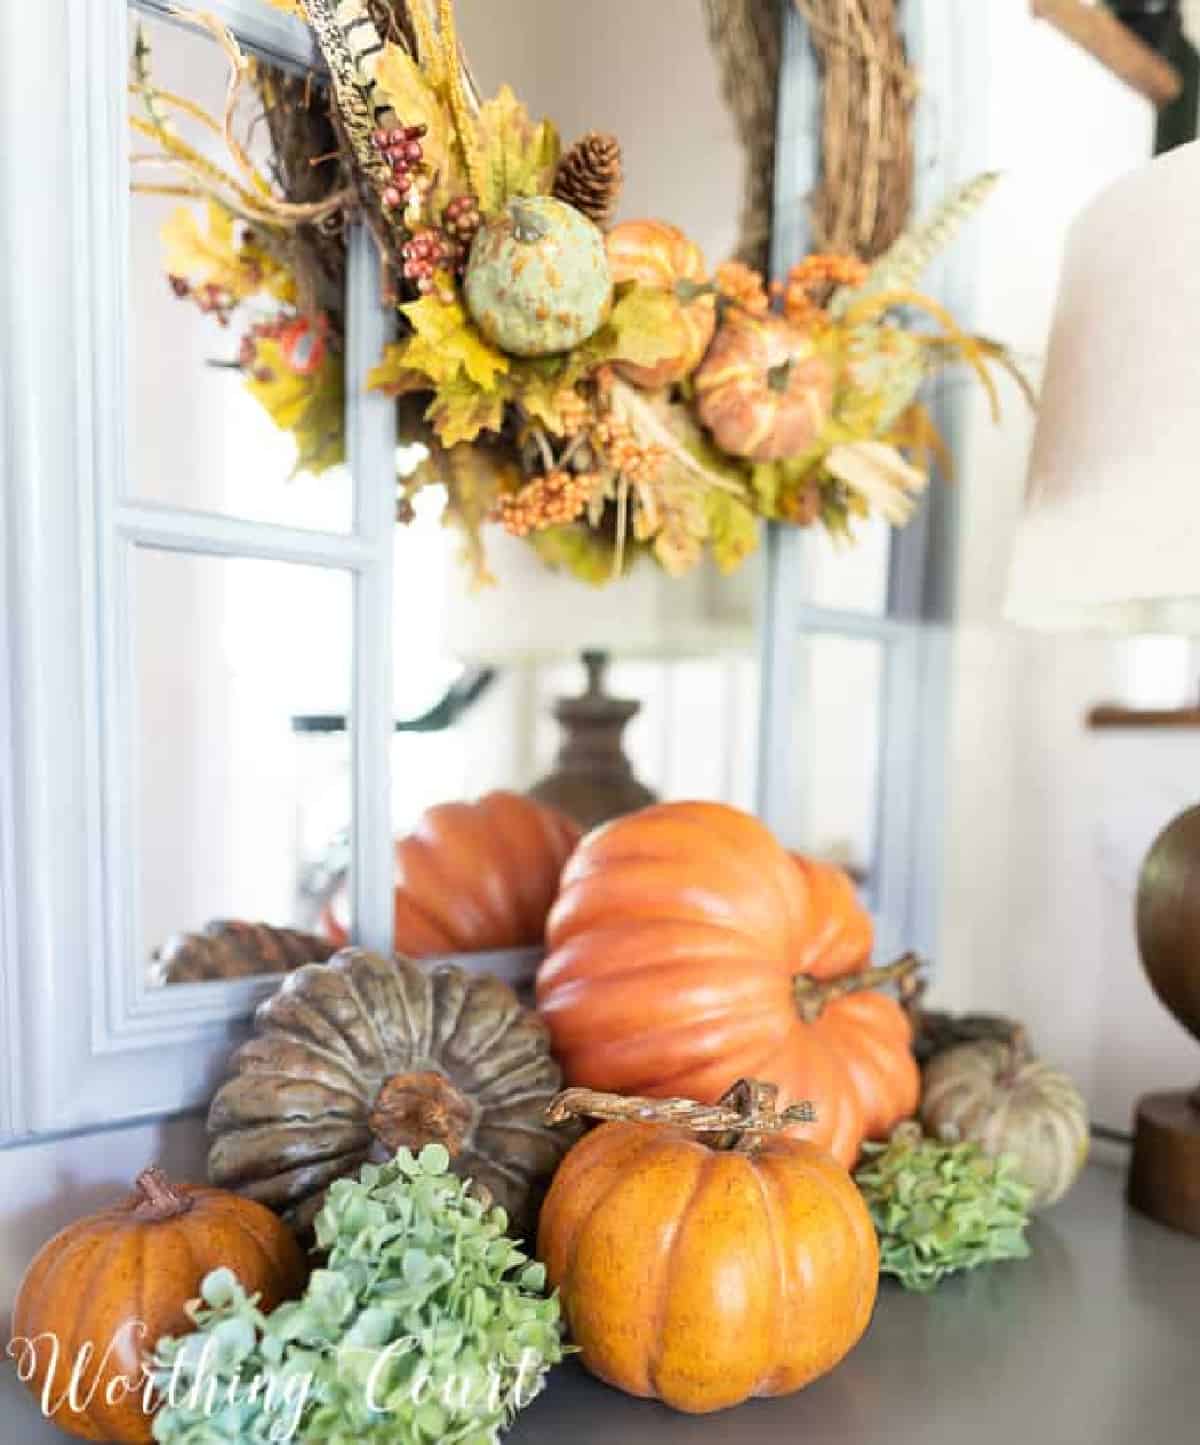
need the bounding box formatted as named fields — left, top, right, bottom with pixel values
left=322, top=790, right=581, bottom=955
left=606, top=220, right=718, bottom=389
left=694, top=307, right=836, bottom=461
left=538, top=1080, right=879, bottom=1413
left=536, top=800, right=920, bottom=1167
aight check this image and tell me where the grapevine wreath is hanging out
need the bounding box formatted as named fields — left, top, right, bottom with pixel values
left=131, top=0, right=1029, bottom=587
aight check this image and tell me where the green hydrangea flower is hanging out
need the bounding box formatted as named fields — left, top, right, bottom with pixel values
left=151, top=1145, right=565, bottom=1443
left=855, top=1124, right=1034, bottom=1293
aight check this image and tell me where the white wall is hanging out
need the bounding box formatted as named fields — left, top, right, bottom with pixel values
left=936, top=5, right=1199, bottom=1132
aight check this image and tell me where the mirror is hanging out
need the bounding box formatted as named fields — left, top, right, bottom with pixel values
left=133, top=548, right=353, bottom=985
left=782, top=633, right=884, bottom=885
left=127, top=11, right=351, bottom=532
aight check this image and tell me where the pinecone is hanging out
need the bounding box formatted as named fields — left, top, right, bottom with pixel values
left=150, top=920, right=336, bottom=986
left=553, top=132, right=624, bottom=230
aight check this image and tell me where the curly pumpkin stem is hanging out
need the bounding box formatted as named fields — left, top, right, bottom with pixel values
left=545, top=1078, right=816, bottom=1152
left=793, top=952, right=924, bottom=1025
left=132, top=1166, right=195, bottom=1222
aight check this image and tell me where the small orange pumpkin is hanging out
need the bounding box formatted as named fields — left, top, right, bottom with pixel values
left=11, top=1168, right=305, bottom=1442
left=536, top=801, right=920, bottom=1167
left=694, top=308, right=835, bottom=461
left=538, top=1081, right=879, bottom=1413
left=323, top=790, right=581, bottom=955
left=606, top=220, right=717, bottom=389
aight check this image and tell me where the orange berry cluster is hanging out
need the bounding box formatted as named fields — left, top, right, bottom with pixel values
left=777, top=253, right=870, bottom=325
left=591, top=417, right=668, bottom=486
left=554, top=390, right=592, bottom=438
left=497, top=471, right=592, bottom=537
left=714, top=260, right=770, bottom=316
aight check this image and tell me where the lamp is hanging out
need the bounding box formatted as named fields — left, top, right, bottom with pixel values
left=1005, top=139, right=1200, bottom=1235
left=444, top=530, right=755, bottom=829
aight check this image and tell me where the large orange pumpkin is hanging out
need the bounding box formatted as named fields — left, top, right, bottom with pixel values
left=606, top=220, right=717, bottom=389
left=536, top=801, right=919, bottom=1167
left=538, top=1080, right=879, bottom=1413
left=323, top=790, right=581, bottom=954
left=694, top=308, right=835, bottom=461
left=11, top=1168, right=305, bottom=1442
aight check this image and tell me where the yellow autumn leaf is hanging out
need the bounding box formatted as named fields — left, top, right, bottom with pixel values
left=705, top=490, right=761, bottom=574
left=244, top=339, right=345, bottom=476
left=473, top=85, right=561, bottom=217
left=402, top=295, right=509, bottom=390
left=261, top=0, right=305, bottom=14
left=426, top=376, right=506, bottom=448
left=368, top=344, right=439, bottom=396
left=162, top=202, right=239, bottom=293
left=601, top=284, right=685, bottom=371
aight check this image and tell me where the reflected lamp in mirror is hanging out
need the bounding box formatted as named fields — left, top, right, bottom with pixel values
left=1004, top=138, right=1200, bottom=1236
left=445, top=530, right=755, bottom=830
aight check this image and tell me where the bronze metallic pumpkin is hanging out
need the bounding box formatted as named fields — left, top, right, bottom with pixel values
left=208, top=949, right=571, bottom=1237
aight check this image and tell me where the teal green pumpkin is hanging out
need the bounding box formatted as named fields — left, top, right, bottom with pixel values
left=464, top=197, right=612, bottom=357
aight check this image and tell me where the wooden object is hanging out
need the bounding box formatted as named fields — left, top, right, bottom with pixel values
left=528, top=652, right=657, bottom=832
left=1130, top=803, right=1200, bottom=1235
left=1031, top=0, right=1183, bottom=106
left=1088, top=702, right=1200, bottom=728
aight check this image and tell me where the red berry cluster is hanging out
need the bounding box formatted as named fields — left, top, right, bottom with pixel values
left=168, top=274, right=236, bottom=326
left=443, top=195, right=482, bottom=253
left=372, top=124, right=427, bottom=210
left=401, top=227, right=460, bottom=296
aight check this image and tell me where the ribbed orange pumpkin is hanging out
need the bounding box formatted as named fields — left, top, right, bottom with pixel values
left=606, top=220, right=717, bottom=389
left=11, top=1168, right=305, bottom=1442
left=537, top=1081, right=879, bottom=1413
left=323, top=791, right=581, bottom=954
left=694, top=308, right=835, bottom=461
left=536, top=801, right=919, bottom=1167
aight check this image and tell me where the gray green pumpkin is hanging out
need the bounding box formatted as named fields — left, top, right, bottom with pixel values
left=920, top=1038, right=1089, bottom=1210
left=464, top=196, right=612, bottom=357
left=207, top=948, right=573, bottom=1237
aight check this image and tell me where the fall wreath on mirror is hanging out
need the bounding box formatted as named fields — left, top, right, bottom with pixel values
left=131, top=0, right=1030, bottom=589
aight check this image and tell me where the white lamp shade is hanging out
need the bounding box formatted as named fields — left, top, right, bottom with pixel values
left=442, top=530, right=756, bottom=663
left=1005, top=140, right=1200, bottom=633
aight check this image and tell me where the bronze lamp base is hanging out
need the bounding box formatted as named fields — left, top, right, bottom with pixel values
left=1128, top=1088, right=1200, bottom=1236
left=1132, top=805, right=1200, bottom=1237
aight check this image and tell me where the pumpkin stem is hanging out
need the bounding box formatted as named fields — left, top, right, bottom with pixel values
left=767, top=359, right=794, bottom=393
left=370, top=1070, right=476, bottom=1159
left=510, top=199, right=551, bottom=245
left=545, top=1078, right=816, bottom=1151
left=793, top=952, right=924, bottom=1025
left=132, top=1166, right=195, bottom=1221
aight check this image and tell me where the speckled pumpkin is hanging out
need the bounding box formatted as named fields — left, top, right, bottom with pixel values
left=605, top=220, right=717, bottom=389
left=537, top=1083, right=879, bottom=1414
left=208, top=948, right=572, bottom=1237
left=694, top=308, right=835, bottom=461
left=12, top=1168, right=305, bottom=1443
left=464, top=196, right=612, bottom=357
left=920, top=1039, right=1090, bottom=1210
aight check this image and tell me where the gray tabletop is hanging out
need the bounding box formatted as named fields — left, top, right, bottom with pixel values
left=4, top=1161, right=1198, bottom=1444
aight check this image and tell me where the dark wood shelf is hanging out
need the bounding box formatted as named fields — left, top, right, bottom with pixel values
left=1088, top=703, right=1200, bottom=729
left=1032, top=0, right=1183, bottom=106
